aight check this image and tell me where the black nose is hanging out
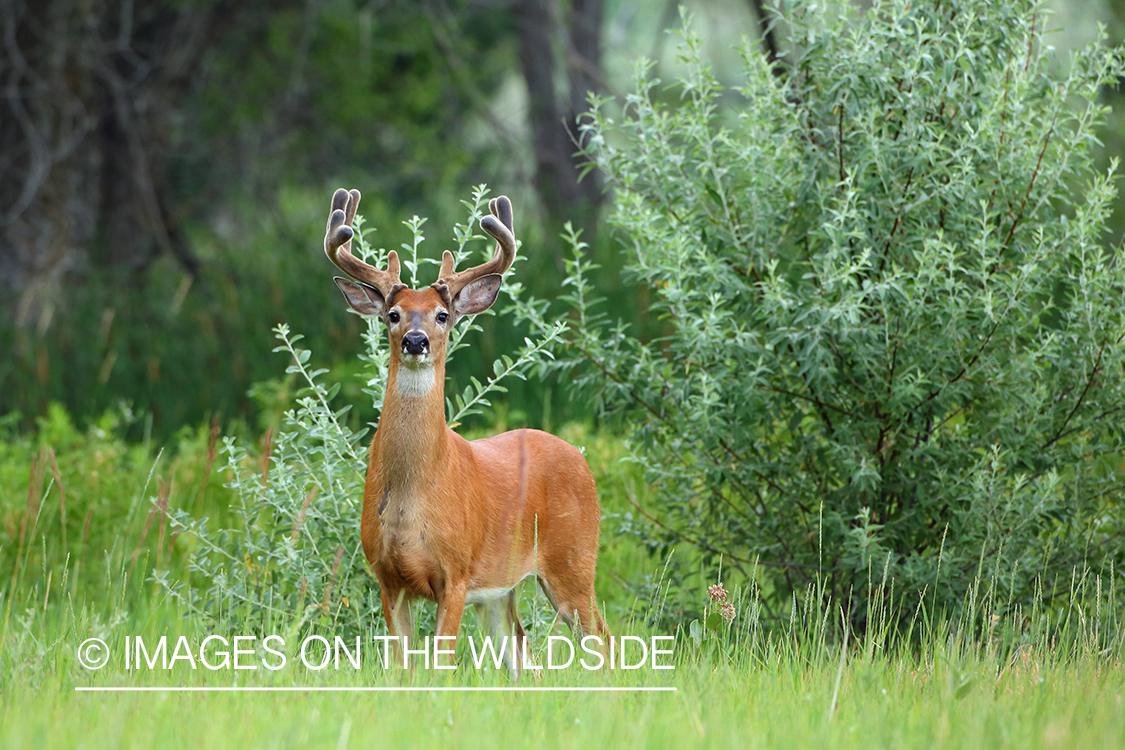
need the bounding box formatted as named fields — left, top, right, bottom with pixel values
left=402, top=331, right=429, bottom=355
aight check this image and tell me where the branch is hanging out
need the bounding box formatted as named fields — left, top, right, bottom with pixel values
left=746, top=0, right=786, bottom=78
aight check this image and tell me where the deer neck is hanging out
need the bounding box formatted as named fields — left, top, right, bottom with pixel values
left=373, top=356, right=451, bottom=492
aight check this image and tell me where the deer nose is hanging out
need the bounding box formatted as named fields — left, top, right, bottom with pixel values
left=402, top=331, right=429, bottom=355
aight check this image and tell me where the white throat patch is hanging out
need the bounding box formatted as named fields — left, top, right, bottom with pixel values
left=396, top=366, right=435, bottom=398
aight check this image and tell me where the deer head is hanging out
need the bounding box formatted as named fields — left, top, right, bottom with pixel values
left=324, top=188, right=516, bottom=378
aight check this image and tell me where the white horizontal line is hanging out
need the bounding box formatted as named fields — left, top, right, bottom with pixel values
left=75, top=686, right=676, bottom=693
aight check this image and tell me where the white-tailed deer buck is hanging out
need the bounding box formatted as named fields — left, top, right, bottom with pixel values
left=324, top=188, right=607, bottom=673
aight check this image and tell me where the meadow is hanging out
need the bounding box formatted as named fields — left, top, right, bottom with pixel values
left=5, top=639, right=1123, bottom=749
left=4, top=2, right=1125, bottom=747
left=1, top=410, right=1122, bottom=749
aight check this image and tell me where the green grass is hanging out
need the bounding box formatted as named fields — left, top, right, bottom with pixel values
left=2, top=412, right=1123, bottom=749
left=2, top=596, right=1123, bottom=749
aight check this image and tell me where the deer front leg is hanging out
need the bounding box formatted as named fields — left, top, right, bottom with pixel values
left=434, top=580, right=467, bottom=669
left=380, top=586, right=414, bottom=669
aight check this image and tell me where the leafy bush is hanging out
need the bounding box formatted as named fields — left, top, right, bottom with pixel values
left=160, top=188, right=566, bottom=633
left=566, top=0, right=1125, bottom=631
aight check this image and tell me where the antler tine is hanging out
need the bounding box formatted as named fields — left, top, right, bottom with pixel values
left=324, top=188, right=402, bottom=298
left=488, top=196, right=513, bottom=235
left=434, top=195, right=516, bottom=299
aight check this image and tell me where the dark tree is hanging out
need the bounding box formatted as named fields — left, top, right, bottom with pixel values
left=513, top=0, right=604, bottom=251
left=0, top=0, right=256, bottom=323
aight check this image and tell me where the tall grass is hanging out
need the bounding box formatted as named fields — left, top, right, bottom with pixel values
left=2, top=521, right=1121, bottom=749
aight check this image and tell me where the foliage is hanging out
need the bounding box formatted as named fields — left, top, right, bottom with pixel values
left=686, top=579, right=745, bottom=664
left=0, top=404, right=231, bottom=613
left=0, top=0, right=546, bottom=443
left=157, top=188, right=567, bottom=633
left=0, top=409, right=648, bottom=648
left=566, top=0, right=1125, bottom=631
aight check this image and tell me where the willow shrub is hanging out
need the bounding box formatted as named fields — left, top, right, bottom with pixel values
left=566, top=0, right=1125, bottom=631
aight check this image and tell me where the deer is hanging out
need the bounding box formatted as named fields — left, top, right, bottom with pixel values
left=323, top=188, right=608, bottom=674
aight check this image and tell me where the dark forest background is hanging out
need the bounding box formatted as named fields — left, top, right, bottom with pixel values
left=2, top=0, right=1123, bottom=441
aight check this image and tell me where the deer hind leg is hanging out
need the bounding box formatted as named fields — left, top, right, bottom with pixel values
left=474, top=594, right=523, bottom=676
left=564, top=595, right=608, bottom=640
left=538, top=573, right=610, bottom=657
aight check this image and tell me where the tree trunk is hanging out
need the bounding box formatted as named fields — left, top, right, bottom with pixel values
left=512, top=0, right=604, bottom=256
left=0, top=0, right=216, bottom=324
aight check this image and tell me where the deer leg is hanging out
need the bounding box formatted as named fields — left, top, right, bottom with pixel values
left=565, top=591, right=608, bottom=640
left=574, top=599, right=609, bottom=639
left=539, top=574, right=610, bottom=665
left=569, top=596, right=610, bottom=668
left=381, top=586, right=414, bottom=668
left=475, top=596, right=520, bottom=676
left=506, top=589, right=537, bottom=676
left=434, top=580, right=467, bottom=669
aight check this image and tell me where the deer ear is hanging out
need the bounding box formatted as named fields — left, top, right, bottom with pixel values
left=334, top=277, right=385, bottom=317
left=453, top=274, right=502, bottom=316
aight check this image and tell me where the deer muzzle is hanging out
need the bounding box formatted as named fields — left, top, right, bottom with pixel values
left=402, top=331, right=429, bottom=356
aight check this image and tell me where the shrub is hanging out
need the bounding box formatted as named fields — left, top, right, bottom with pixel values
left=565, top=0, right=1125, bottom=632
left=159, top=188, right=566, bottom=633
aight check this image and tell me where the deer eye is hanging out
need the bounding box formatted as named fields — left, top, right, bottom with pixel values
left=387, top=311, right=400, bottom=324
left=436, top=311, right=449, bottom=325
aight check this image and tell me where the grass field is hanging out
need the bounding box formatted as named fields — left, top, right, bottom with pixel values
left=3, top=609, right=1123, bottom=749
left=2, top=414, right=1123, bottom=749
